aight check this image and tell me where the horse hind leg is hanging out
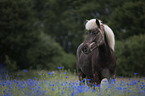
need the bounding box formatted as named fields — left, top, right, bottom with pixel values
left=102, top=68, right=115, bottom=85
left=107, top=74, right=116, bottom=85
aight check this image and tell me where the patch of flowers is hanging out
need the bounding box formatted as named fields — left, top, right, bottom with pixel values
left=0, top=71, right=145, bottom=96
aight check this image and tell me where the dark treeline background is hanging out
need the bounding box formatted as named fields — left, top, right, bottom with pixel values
left=0, top=0, right=145, bottom=76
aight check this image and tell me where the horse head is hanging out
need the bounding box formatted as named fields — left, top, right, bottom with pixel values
left=82, top=18, right=105, bottom=54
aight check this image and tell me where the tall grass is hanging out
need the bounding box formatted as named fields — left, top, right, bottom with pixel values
left=0, top=69, right=145, bottom=96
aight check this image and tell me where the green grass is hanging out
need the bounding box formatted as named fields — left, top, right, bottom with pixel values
left=0, top=70, right=145, bottom=96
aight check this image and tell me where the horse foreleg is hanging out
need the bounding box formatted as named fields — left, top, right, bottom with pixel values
left=86, top=76, right=94, bottom=87
left=78, top=71, right=86, bottom=85
left=93, top=72, right=101, bottom=88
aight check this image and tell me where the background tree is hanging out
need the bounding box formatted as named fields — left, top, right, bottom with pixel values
left=109, top=1, right=145, bottom=40
left=0, top=0, right=76, bottom=72
left=115, top=35, right=145, bottom=76
left=0, top=0, right=40, bottom=70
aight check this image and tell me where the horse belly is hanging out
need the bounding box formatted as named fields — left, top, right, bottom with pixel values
left=79, top=53, right=92, bottom=76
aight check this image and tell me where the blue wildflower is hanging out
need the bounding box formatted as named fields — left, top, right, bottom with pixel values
left=82, top=79, right=86, bottom=81
left=138, top=79, right=141, bottom=82
left=52, top=88, right=55, bottom=91
left=65, top=76, right=68, bottom=78
left=138, top=90, right=144, bottom=94
left=23, top=69, right=27, bottom=72
left=123, top=87, right=127, bottom=89
left=128, top=89, right=131, bottom=93
left=134, top=73, right=137, bottom=75
left=108, top=93, right=110, bottom=95
left=92, top=89, right=95, bottom=92
left=3, top=90, right=6, bottom=93
left=115, top=87, right=122, bottom=90
left=48, top=72, right=53, bottom=75
left=93, top=84, right=96, bottom=87
left=37, top=90, right=39, bottom=93
left=88, top=79, right=91, bottom=81
left=119, top=76, right=122, bottom=78
left=58, top=67, right=62, bottom=69
left=63, top=72, right=65, bottom=74
left=70, top=92, right=74, bottom=96
left=5, top=75, right=8, bottom=78
left=113, top=79, right=116, bottom=81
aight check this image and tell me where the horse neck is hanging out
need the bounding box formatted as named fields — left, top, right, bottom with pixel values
left=98, top=35, right=111, bottom=58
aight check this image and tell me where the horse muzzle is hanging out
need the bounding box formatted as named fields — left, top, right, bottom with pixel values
left=81, top=42, right=96, bottom=54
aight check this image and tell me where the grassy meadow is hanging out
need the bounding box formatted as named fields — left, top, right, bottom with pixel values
left=0, top=69, right=145, bottom=96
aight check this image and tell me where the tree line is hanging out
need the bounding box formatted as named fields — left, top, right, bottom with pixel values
left=0, top=0, right=144, bottom=76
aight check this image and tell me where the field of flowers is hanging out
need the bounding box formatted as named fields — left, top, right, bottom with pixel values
left=0, top=68, right=145, bottom=96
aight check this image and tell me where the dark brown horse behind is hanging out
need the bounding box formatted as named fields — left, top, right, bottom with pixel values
left=76, top=18, right=116, bottom=86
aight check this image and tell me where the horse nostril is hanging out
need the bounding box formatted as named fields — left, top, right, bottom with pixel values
left=82, top=46, right=88, bottom=53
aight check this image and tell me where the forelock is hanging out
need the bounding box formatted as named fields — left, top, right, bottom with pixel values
left=85, top=19, right=102, bottom=30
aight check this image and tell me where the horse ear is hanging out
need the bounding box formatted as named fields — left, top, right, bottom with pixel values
left=96, top=18, right=100, bottom=28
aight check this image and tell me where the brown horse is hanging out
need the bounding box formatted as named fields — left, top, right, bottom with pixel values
left=76, top=18, right=116, bottom=86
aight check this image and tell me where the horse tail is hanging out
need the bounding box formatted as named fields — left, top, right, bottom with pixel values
left=103, top=24, right=115, bottom=51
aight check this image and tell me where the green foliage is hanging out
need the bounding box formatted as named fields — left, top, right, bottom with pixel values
left=0, top=0, right=76, bottom=72
left=0, top=0, right=42, bottom=71
left=27, top=32, right=76, bottom=70
left=115, top=35, right=145, bottom=76
left=4, top=55, right=17, bottom=72
left=109, top=1, right=145, bottom=40
left=27, top=32, right=62, bottom=70
left=55, top=52, right=76, bottom=71
left=32, top=0, right=85, bottom=53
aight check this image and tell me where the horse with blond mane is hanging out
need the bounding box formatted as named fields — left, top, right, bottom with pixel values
left=77, top=18, right=116, bottom=86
